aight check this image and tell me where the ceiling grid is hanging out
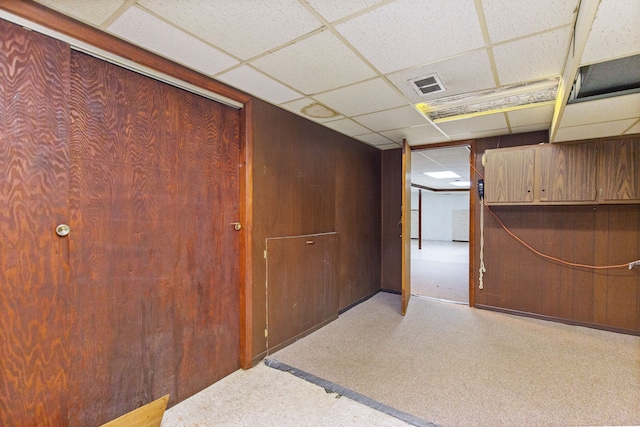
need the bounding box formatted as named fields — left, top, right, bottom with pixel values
left=27, top=0, right=640, bottom=179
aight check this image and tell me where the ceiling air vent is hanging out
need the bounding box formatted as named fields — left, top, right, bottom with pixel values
left=409, top=74, right=445, bottom=96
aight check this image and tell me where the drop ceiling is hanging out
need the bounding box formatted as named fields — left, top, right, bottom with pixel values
left=27, top=0, right=640, bottom=152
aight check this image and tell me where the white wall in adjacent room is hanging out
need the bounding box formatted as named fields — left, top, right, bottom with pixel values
left=411, top=188, right=469, bottom=241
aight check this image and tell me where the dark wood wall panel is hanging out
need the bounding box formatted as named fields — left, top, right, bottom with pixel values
left=474, top=133, right=640, bottom=334
left=0, top=20, right=71, bottom=426
left=267, top=233, right=338, bottom=350
left=381, top=149, right=402, bottom=292
left=335, top=139, right=381, bottom=309
left=250, top=99, right=382, bottom=359
left=68, top=52, right=241, bottom=424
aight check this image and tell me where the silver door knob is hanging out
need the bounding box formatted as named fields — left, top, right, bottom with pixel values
left=230, top=222, right=242, bottom=231
left=56, top=224, right=70, bottom=237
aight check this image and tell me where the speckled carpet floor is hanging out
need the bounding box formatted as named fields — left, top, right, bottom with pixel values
left=271, top=292, right=640, bottom=427
left=411, top=240, right=469, bottom=304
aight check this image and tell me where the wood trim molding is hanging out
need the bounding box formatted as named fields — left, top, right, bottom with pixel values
left=475, top=304, right=640, bottom=337
left=410, top=139, right=472, bottom=151
left=239, top=101, right=254, bottom=369
left=411, top=183, right=469, bottom=193
left=0, top=1, right=252, bottom=104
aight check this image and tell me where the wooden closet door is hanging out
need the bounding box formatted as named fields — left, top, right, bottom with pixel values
left=68, top=52, right=241, bottom=425
left=0, top=20, right=71, bottom=426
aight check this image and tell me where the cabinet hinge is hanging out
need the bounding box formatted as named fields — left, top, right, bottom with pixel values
left=264, top=250, right=267, bottom=259
left=264, top=329, right=268, bottom=338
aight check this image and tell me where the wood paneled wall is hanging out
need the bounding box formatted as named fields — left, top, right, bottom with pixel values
left=473, top=132, right=640, bottom=334
left=250, top=98, right=382, bottom=360
left=381, top=149, right=402, bottom=292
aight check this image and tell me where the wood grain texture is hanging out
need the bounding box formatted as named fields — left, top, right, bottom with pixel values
left=401, top=139, right=411, bottom=315
left=250, top=99, right=381, bottom=359
left=484, top=146, right=535, bottom=204
left=381, top=149, right=402, bottom=292
left=0, top=1, right=251, bottom=106
left=68, top=52, right=240, bottom=425
left=599, top=137, right=640, bottom=203
left=334, top=135, right=381, bottom=310
left=539, top=142, right=597, bottom=202
left=0, top=20, right=71, bottom=426
left=266, top=233, right=338, bottom=351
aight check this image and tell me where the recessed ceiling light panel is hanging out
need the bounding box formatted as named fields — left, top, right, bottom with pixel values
left=425, top=171, right=460, bottom=179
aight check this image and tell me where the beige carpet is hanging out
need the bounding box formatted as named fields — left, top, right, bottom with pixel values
left=411, top=241, right=468, bottom=304
left=161, top=362, right=413, bottom=426
left=271, top=292, right=640, bottom=427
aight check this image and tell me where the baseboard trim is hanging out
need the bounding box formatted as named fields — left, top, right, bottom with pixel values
left=475, top=304, right=640, bottom=336
left=338, top=290, right=381, bottom=315
left=265, top=315, right=339, bottom=357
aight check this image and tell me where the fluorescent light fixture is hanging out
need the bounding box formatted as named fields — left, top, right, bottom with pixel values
left=425, top=171, right=460, bottom=179
left=450, top=181, right=471, bottom=187
left=416, top=78, right=559, bottom=122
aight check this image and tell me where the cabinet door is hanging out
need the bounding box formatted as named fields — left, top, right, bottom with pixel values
left=266, top=233, right=338, bottom=351
left=484, top=147, right=535, bottom=204
left=539, top=143, right=597, bottom=202
left=599, top=138, right=640, bottom=203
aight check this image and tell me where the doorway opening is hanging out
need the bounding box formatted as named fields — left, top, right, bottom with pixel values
left=410, top=144, right=471, bottom=304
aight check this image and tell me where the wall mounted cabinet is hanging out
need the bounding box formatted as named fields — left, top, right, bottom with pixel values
left=599, top=138, right=640, bottom=203
left=484, top=146, right=535, bottom=204
left=483, top=137, right=639, bottom=205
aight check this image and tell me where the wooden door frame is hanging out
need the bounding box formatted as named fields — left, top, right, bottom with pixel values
left=408, top=139, right=476, bottom=307
left=0, top=1, right=255, bottom=368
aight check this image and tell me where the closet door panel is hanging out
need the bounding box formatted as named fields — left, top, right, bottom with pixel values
left=0, top=20, right=71, bottom=426
left=69, top=52, right=241, bottom=425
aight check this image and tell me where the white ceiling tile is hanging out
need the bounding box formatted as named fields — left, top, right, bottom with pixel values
left=280, top=98, right=344, bottom=123
left=313, top=78, right=407, bottom=117
left=216, top=66, right=301, bottom=105
left=35, top=0, right=124, bottom=26
left=305, top=0, right=385, bottom=23
left=381, top=124, right=447, bottom=144
left=450, top=129, right=507, bottom=141
left=251, top=30, right=376, bottom=95
left=555, top=119, right=637, bottom=142
left=482, top=0, right=579, bottom=44
left=375, top=143, right=403, bottom=150
left=511, top=123, right=550, bottom=134
left=507, top=104, right=554, bottom=127
left=559, top=93, right=640, bottom=127
left=355, top=133, right=395, bottom=146
left=335, top=0, right=485, bottom=74
left=354, top=106, right=427, bottom=132
left=438, top=114, right=508, bottom=136
left=625, top=120, right=640, bottom=135
left=107, top=6, right=238, bottom=76
left=387, top=50, right=497, bottom=103
left=493, top=27, right=572, bottom=85
left=581, top=0, right=640, bottom=65
left=323, top=118, right=371, bottom=136
left=138, top=0, right=321, bottom=60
